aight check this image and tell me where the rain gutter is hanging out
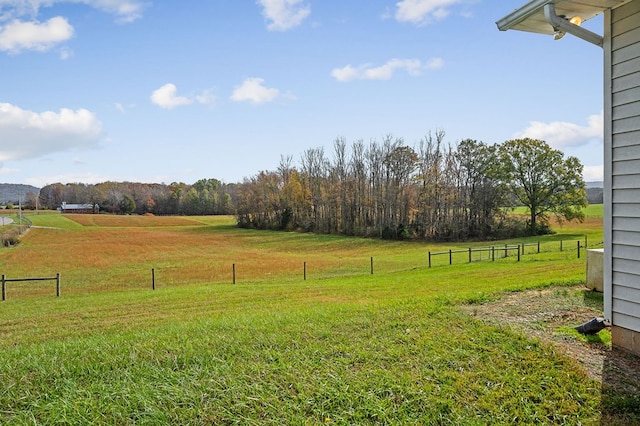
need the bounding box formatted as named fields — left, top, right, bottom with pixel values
left=543, top=3, right=604, bottom=47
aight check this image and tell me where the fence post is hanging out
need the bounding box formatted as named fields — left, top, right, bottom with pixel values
left=304, top=262, right=307, bottom=280
left=492, top=246, right=495, bottom=262
left=56, top=273, right=60, bottom=297
left=468, top=247, right=472, bottom=263
left=428, top=251, right=431, bottom=268
left=560, top=240, right=563, bottom=252
left=2, top=274, right=5, bottom=301
left=232, top=263, right=236, bottom=284
left=585, top=235, right=588, bottom=249
left=577, top=241, right=581, bottom=259
left=152, top=268, right=155, bottom=290
left=538, top=241, right=540, bottom=253
left=449, top=249, right=452, bottom=265
left=517, top=247, right=521, bottom=262
left=370, top=257, right=374, bottom=275
left=504, top=244, right=508, bottom=258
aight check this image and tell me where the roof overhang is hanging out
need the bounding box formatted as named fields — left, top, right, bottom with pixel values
left=496, top=0, right=631, bottom=35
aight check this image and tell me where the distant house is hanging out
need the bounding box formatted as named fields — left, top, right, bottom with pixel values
left=498, top=0, right=640, bottom=356
left=59, top=202, right=98, bottom=214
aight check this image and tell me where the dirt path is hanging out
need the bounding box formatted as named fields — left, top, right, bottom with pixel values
left=460, top=285, right=640, bottom=396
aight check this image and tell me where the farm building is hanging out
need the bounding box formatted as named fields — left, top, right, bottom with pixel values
left=497, top=0, right=640, bottom=356
left=59, top=202, right=98, bottom=214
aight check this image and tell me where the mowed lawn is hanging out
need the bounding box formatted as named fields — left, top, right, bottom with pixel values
left=0, top=211, right=613, bottom=424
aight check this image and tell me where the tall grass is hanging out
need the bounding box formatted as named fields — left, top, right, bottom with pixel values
left=0, top=212, right=611, bottom=424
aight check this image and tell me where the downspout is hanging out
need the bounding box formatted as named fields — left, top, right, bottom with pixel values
left=543, top=3, right=604, bottom=47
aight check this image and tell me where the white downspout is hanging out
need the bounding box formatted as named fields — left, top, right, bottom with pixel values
left=543, top=3, right=604, bottom=47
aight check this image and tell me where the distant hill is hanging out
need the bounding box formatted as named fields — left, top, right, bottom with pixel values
left=586, top=181, right=603, bottom=189
left=0, top=183, right=40, bottom=204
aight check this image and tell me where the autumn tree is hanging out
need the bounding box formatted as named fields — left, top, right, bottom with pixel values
left=455, top=139, right=505, bottom=239
left=498, top=138, right=587, bottom=234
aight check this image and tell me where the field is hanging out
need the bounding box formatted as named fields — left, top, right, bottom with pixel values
left=0, top=207, right=636, bottom=424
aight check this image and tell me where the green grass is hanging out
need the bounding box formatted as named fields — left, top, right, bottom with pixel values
left=510, top=203, right=603, bottom=218
left=0, top=212, right=616, bottom=424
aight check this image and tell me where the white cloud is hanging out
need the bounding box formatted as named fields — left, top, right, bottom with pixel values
left=114, top=102, right=136, bottom=113
left=0, top=0, right=146, bottom=53
left=59, top=45, right=73, bottom=59
left=194, top=89, right=215, bottom=106
left=257, top=0, right=310, bottom=31
left=0, top=16, right=73, bottom=53
left=0, top=0, right=147, bottom=24
left=0, top=102, right=103, bottom=162
left=78, top=0, right=147, bottom=24
left=331, top=58, right=442, bottom=82
left=395, top=0, right=464, bottom=25
left=426, top=57, right=444, bottom=69
left=150, top=84, right=214, bottom=109
left=150, top=83, right=193, bottom=109
left=583, top=165, right=603, bottom=182
left=514, top=112, right=603, bottom=149
left=230, top=78, right=281, bottom=104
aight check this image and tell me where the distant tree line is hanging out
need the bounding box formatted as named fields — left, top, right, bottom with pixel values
left=235, top=133, right=587, bottom=241
left=36, top=179, right=235, bottom=216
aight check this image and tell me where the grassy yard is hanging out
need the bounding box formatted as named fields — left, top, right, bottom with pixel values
left=0, top=209, right=632, bottom=424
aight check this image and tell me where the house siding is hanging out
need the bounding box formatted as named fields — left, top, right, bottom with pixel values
left=610, top=0, right=640, bottom=341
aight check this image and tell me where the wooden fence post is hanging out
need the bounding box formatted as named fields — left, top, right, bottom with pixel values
left=577, top=241, right=581, bottom=259
left=152, top=268, right=155, bottom=290
left=232, top=264, right=236, bottom=284
left=2, top=274, right=5, bottom=301
left=428, top=251, right=431, bottom=268
left=449, top=249, right=452, bottom=265
left=304, top=262, right=307, bottom=280
left=56, top=273, right=60, bottom=297
left=370, top=257, right=374, bottom=275
left=468, top=247, right=472, bottom=263
left=492, top=246, right=495, bottom=262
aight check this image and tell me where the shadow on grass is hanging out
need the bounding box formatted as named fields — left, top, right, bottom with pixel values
left=600, top=347, right=640, bottom=425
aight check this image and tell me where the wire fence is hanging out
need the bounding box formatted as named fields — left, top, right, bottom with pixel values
left=428, top=236, right=589, bottom=267
left=2, top=235, right=595, bottom=300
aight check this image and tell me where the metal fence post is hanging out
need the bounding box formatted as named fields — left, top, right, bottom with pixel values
left=577, top=241, right=581, bottom=259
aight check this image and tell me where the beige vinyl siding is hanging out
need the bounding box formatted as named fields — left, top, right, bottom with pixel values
left=611, top=0, right=640, bottom=331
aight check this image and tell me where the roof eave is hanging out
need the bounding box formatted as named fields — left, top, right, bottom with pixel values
left=496, top=0, right=631, bottom=36
left=496, top=0, right=551, bottom=33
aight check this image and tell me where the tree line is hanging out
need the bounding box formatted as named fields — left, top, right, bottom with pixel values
left=35, top=179, right=235, bottom=216
left=235, top=133, right=587, bottom=241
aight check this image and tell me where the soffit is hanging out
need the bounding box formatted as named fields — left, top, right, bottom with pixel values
left=497, top=0, right=633, bottom=34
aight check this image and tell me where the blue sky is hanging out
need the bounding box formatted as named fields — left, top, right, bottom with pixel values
left=0, top=0, right=605, bottom=187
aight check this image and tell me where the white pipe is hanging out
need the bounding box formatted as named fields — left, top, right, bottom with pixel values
left=543, top=3, right=603, bottom=47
